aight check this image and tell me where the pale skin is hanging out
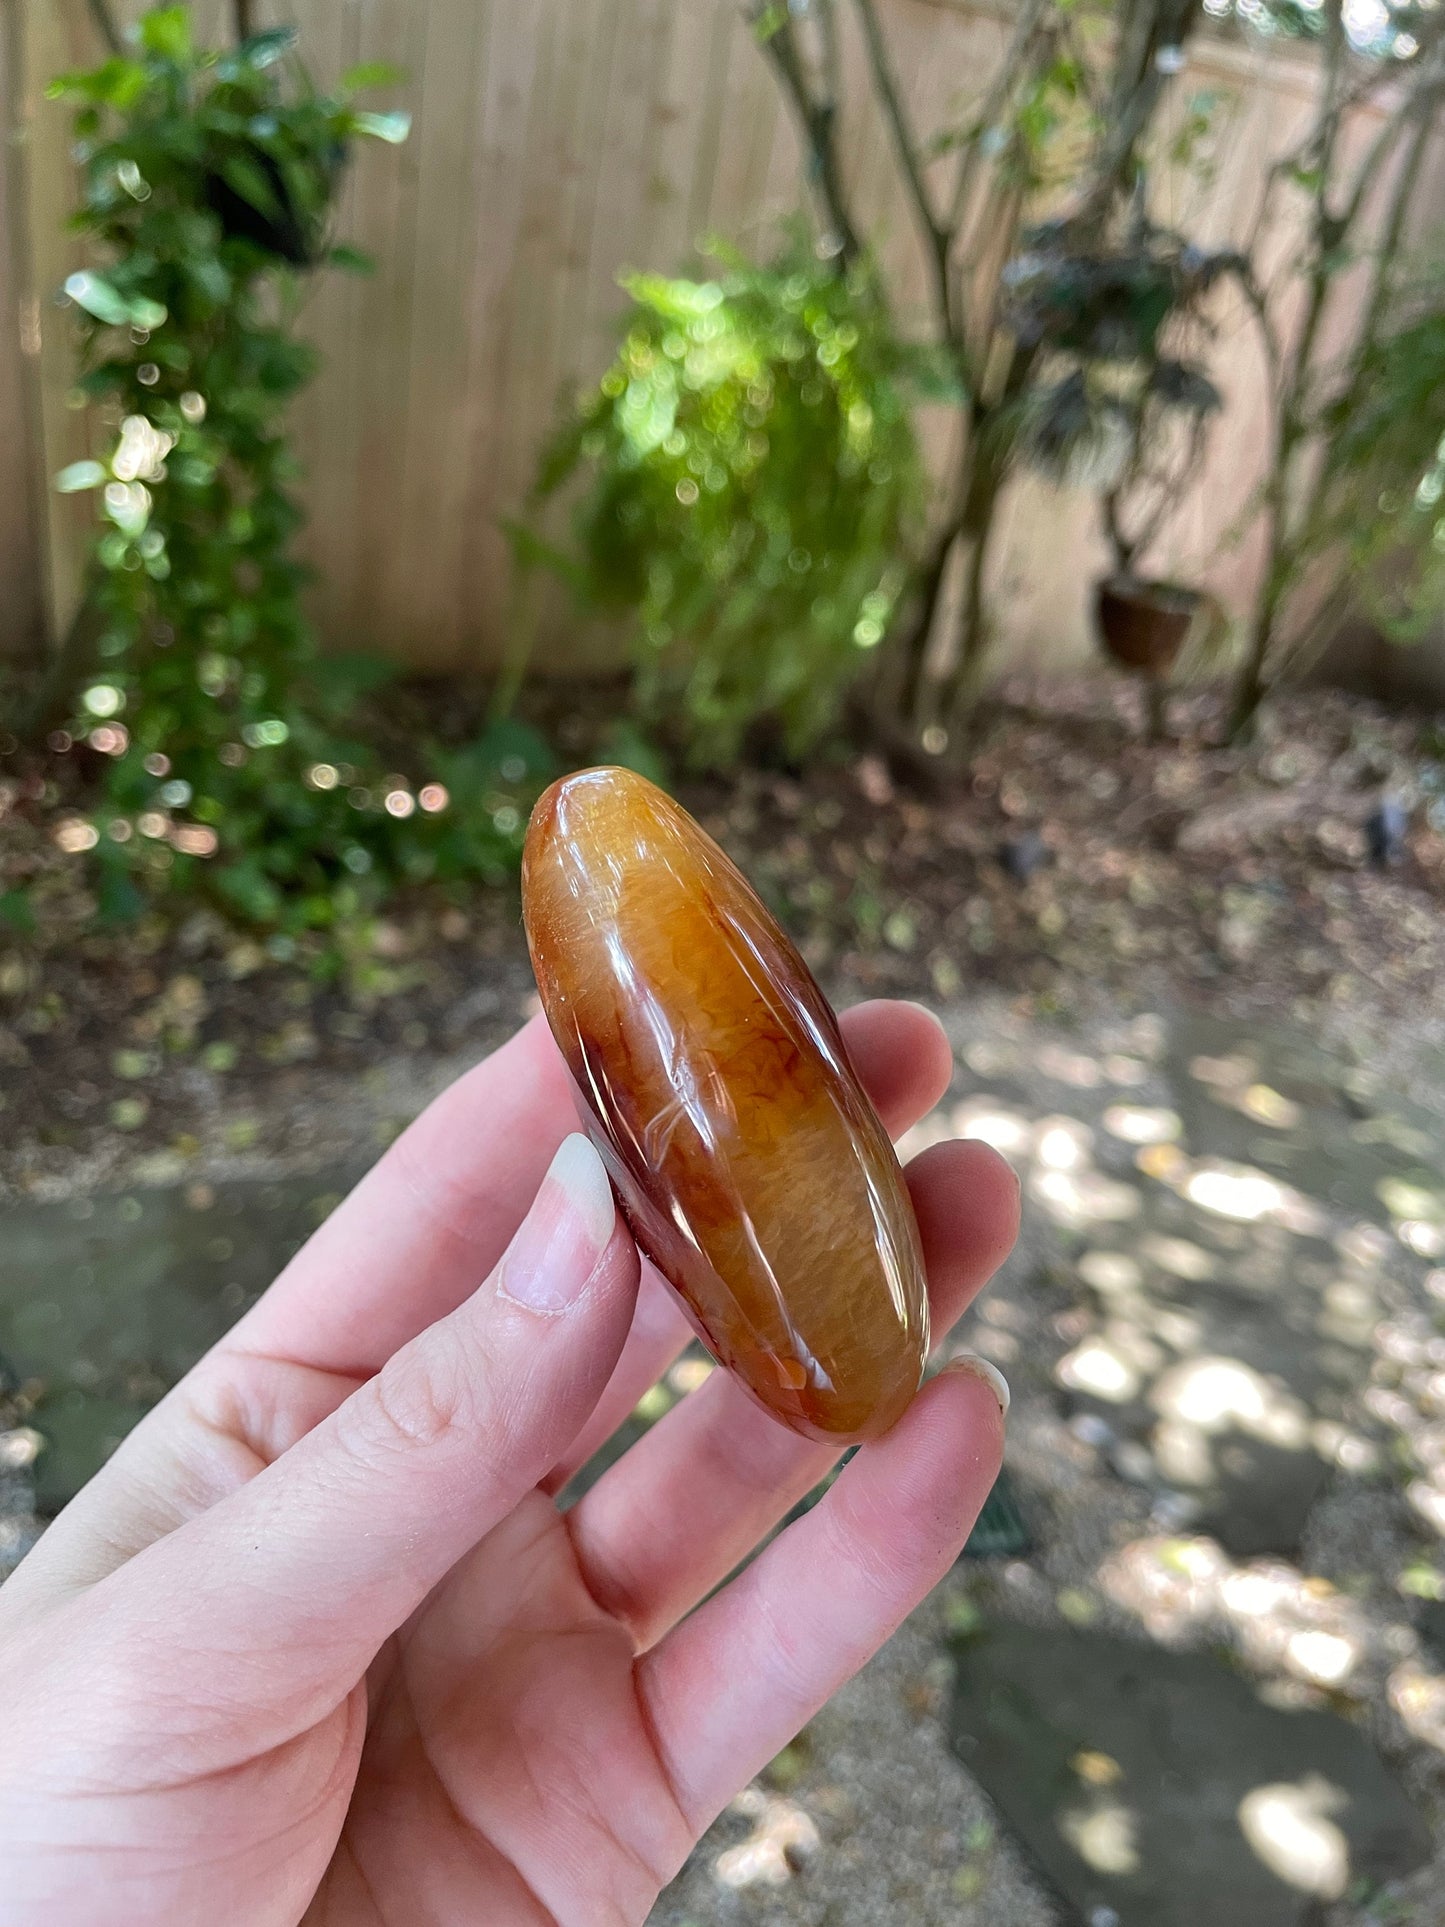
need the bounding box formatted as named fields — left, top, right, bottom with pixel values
left=0, top=1000, right=1018, bottom=1926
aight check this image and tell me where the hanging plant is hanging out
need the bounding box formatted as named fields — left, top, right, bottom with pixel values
left=46, top=6, right=546, bottom=934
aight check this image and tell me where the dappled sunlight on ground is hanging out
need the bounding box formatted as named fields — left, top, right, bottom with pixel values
left=899, top=1005, right=1445, bottom=1568
left=1388, top=1664, right=1445, bottom=1752
left=1237, top=1778, right=1351, bottom=1900
left=890, top=1001, right=1445, bottom=1919
left=645, top=1003, right=1445, bottom=1923
left=711, top=1789, right=822, bottom=1892
left=1097, top=1534, right=1387, bottom=1696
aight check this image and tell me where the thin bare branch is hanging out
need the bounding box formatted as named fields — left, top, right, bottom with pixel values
left=745, top=4, right=861, bottom=264
left=1336, top=57, right=1445, bottom=234
left=86, top=0, right=123, bottom=56
left=943, top=0, right=1051, bottom=239
left=1073, top=0, right=1202, bottom=230
left=1356, top=97, right=1434, bottom=348
left=1295, top=91, right=1437, bottom=568
left=1132, top=408, right=1209, bottom=568
left=1238, top=266, right=1284, bottom=402
left=851, top=0, right=951, bottom=328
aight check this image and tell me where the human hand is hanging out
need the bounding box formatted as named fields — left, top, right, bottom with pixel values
left=0, top=1000, right=1017, bottom=1925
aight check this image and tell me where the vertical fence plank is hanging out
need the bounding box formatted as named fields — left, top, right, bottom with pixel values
left=23, top=0, right=106, bottom=650
left=376, top=0, right=490, bottom=663
left=446, top=0, right=548, bottom=660
left=0, top=0, right=47, bottom=660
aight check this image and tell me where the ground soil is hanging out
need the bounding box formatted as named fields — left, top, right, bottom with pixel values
left=4, top=677, right=1445, bottom=1200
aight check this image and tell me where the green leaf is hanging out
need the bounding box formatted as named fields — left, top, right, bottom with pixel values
left=215, top=861, right=282, bottom=923
left=97, top=864, right=144, bottom=925
left=619, top=271, right=727, bottom=325
left=327, top=243, right=374, bottom=275
left=63, top=270, right=129, bottom=326
left=239, top=26, right=298, bottom=68
left=129, top=294, right=168, bottom=331
left=55, top=460, right=107, bottom=493
left=340, top=61, right=403, bottom=92
left=0, top=889, right=35, bottom=936
left=63, top=271, right=166, bottom=331
left=218, top=152, right=285, bottom=221
left=352, top=109, right=410, bottom=144
left=187, top=254, right=233, bottom=303
left=47, top=57, right=147, bottom=107
left=751, top=2, right=788, bottom=43
left=138, top=6, right=193, bottom=63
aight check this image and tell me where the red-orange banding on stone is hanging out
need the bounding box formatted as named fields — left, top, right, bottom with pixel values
left=522, top=766, right=929, bottom=1443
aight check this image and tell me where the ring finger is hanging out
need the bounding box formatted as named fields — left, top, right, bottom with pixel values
left=562, top=1139, right=1019, bottom=1650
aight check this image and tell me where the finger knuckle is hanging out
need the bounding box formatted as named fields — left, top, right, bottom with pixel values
left=343, top=1339, right=478, bottom=1462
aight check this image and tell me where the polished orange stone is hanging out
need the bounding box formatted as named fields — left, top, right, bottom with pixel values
left=522, top=766, right=929, bottom=1443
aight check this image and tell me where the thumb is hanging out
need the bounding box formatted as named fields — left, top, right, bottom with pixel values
left=98, top=1133, right=639, bottom=1726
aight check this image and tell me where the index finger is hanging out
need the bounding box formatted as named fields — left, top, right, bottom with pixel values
left=226, top=999, right=955, bottom=1384
left=226, top=1013, right=577, bottom=1377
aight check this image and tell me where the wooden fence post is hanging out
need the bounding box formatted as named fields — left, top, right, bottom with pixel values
left=0, top=0, right=49, bottom=665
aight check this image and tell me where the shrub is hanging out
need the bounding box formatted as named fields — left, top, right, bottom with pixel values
left=532, top=252, right=924, bottom=769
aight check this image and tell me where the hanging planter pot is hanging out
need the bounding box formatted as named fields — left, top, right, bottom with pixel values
left=203, top=139, right=348, bottom=266
left=1094, top=572, right=1201, bottom=676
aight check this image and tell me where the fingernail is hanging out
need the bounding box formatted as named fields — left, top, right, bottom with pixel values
left=901, top=999, right=950, bottom=1040
left=943, top=1352, right=1011, bottom=1416
left=499, top=1133, right=616, bottom=1313
left=901, top=999, right=941, bottom=1022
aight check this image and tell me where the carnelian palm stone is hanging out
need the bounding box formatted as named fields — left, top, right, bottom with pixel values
left=522, top=766, right=930, bottom=1443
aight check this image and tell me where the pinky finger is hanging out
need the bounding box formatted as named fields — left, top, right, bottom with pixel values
left=636, top=1360, right=1006, bottom=1835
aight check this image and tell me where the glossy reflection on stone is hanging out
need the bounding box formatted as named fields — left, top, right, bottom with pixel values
left=522, top=766, right=929, bottom=1442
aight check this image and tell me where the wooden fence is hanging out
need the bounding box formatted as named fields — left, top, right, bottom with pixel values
left=1, top=0, right=1440, bottom=677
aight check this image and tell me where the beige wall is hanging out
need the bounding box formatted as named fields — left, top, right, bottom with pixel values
left=9, top=0, right=1442, bottom=677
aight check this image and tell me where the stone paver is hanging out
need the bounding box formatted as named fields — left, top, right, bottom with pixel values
left=1, top=1168, right=361, bottom=1509
left=949, top=1623, right=1432, bottom=1927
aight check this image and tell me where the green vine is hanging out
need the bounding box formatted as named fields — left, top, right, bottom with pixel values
left=48, top=6, right=548, bottom=933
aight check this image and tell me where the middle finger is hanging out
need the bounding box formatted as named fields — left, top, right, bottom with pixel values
left=562, top=1138, right=1019, bottom=1650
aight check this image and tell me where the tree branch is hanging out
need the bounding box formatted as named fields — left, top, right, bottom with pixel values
left=86, top=0, right=123, bottom=56
left=1228, top=0, right=1436, bottom=734
left=1335, top=57, right=1444, bottom=235
left=1297, top=89, right=1437, bottom=567
left=1356, top=96, right=1434, bottom=353
left=1238, top=265, right=1283, bottom=404
left=851, top=0, right=950, bottom=329
left=944, top=0, right=1051, bottom=240
left=746, top=4, right=860, bottom=264
left=1073, top=0, right=1202, bottom=230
